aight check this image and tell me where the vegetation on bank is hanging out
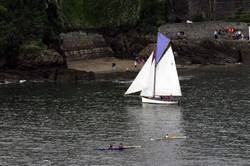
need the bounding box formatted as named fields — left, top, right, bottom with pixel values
left=0, top=0, right=171, bottom=68
left=0, top=0, right=63, bottom=68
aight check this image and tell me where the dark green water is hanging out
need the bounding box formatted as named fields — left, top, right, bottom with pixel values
left=0, top=66, right=249, bottom=166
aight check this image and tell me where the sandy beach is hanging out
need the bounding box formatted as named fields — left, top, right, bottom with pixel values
left=67, top=57, right=213, bottom=74
left=67, top=57, right=144, bottom=73
left=67, top=57, right=243, bottom=77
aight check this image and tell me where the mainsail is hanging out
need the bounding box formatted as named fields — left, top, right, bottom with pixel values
left=154, top=46, right=182, bottom=96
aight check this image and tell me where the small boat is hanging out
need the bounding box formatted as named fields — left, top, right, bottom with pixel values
left=125, top=32, right=182, bottom=104
left=94, top=145, right=141, bottom=151
left=150, top=136, right=187, bottom=141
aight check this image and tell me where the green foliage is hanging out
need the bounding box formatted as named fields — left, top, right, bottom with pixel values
left=61, top=0, right=84, bottom=26
left=0, top=0, right=64, bottom=59
left=61, top=0, right=140, bottom=28
left=19, top=40, right=45, bottom=56
left=234, top=9, right=250, bottom=24
left=139, top=0, right=169, bottom=26
left=192, top=14, right=205, bottom=22
left=0, top=0, right=47, bottom=57
left=0, top=5, right=7, bottom=16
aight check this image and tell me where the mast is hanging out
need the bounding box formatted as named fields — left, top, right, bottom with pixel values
left=140, top=32, right=171, bottom=98
left=153, top=32, right=171, bottom=97
left=153, top=47, right=157, bottom=98
left=153, top=44, right=170, bottom=97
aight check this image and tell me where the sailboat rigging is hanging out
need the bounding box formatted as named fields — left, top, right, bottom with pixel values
left=125, top=32, right=182, bottom=104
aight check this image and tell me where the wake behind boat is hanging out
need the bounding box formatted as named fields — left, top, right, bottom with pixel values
left=124, top=32, right=182, bottom=105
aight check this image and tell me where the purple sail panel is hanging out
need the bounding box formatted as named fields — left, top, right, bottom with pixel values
left=155, top=32, right=170, bottom=64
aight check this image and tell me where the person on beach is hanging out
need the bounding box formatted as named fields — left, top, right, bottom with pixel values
left=112, top=63, right=116, bottom=72
left=134, top=59, right=137, bottom=68
left=177, top=31, right=181, bottom=39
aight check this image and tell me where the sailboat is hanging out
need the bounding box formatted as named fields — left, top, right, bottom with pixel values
left=125, top=32, right=182, bottom=104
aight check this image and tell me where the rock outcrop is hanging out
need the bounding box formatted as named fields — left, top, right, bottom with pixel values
left=17, top=49, right=64, bottom=69
left=0, top=68, right=95, bottom=83
left=159, top=21, right=249, bottom=39
left=139, top=38, right=250, bottom=65
left=136, top=22, right=250, bottom=65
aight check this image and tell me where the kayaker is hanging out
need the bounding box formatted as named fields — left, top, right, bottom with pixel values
left=164, top=134, right=169, bottom=139
left=118, top=143, right=124, bottom=150
left=108, top=144, right=113, bottom=150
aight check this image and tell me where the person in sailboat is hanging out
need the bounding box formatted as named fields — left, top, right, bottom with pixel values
left=169, top=95, right=174, bottom=101
left=160, top=96, right=171, bottom=101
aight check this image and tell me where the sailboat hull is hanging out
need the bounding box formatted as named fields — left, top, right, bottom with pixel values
left=142, top=97, right=179, bottom=105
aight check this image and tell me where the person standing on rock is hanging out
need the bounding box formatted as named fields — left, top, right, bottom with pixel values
left=214, top=30, right=218, bottom=39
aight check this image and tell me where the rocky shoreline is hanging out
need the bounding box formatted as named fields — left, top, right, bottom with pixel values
left=1, top=21, right=250, bottom=83
left=0, top=68, right=95, bottom=84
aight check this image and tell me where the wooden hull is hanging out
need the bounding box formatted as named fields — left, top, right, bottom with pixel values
left=142, top=97, right=179, bottom=105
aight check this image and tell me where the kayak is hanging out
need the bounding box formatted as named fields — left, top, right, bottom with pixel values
left=95, top=147, right=124, bottom=151
left=150, top=136, right=187, bottom=141
left=94, top=145, right=141, bottom=151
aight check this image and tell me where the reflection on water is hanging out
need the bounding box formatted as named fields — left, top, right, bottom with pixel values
left=125, top=105, right=186, bottom=166
left=0, top=66, right=250, bottom=165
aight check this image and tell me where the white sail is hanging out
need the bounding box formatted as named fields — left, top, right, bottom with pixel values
left=124, top=52, right=154, bottom=95
left=140, top=59, right=155, bottom=97
left=154, top=46, right=182, bottom=96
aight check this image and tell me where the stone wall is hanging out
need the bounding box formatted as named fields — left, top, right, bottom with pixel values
left=60, top=31, right=113, bottom=61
